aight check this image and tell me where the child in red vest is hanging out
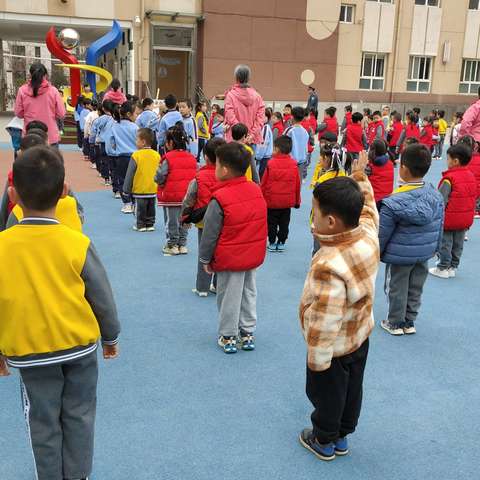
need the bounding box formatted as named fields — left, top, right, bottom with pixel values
left=366, top=111, right=385, bottom=147
left=430, top=144, right=477, bottom=279
left=366, top=139, right=394, bottom=211
left=387, top=112, right=403, bottom=163
left=283, top=104, right=293, bottom=128
left=308, top=108, right=318, bottom=135
left=199, top=142, right=267, bottom=354
left=155, top=125, right=197, bottom=256
left=317, top=106, right=339, bottom=141
left=301, top=110, right=315, bottom=167
left=419, top=116, right=434, bottom=153
left=342, top=112, right=367, bottom=160
left=272, top=112, right=285, bottom=140
left=458, top=135, right=480, bottom=218
left=261, top=135, right=301, bottom=252
left=181, top=138, right=226, bottom=296
left=396, top=112, right=420, bottom=153
left=340, top=105, right=352, bottom=133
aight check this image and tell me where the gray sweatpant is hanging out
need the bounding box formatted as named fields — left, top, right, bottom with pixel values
left=217, top=270, right=257, bottom=337
left=384, top=262, right=429, bottom=329
left=438, top=229, right=466, bottom=270
left=164, top=206, right=188, bottom=247
left=19, top=351, right=98, bottom=480
left=196, top=229, right=215, bottom=292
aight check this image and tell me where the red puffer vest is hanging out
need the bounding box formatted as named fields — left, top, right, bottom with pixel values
left=157, top=150, right=197, bottom=205
left=345, top=111, right=352, bottom=127
left=320, top=116, right=338, bottom=139
left=420, top=124, right=434, bottom=148
left=301, top=119, right=314, bottom=153
left=261, top=154, right=301, bottom=209
left=405, top=123, right=420, bottom=139
left=345, top=123, right=364, bottom=153
left=367, top=121, right=385, bottom=145
left=272, top=121, right=284, bottom=137
left=211, top=177, right=267, bottom=272
left=468, top=152, right=480, bottom=198
left=439, top=167, right=477, bottom=230
left=194, top=164, right=218, bottom=210
left=368, top=159, right=394, bottom=202
left=388, top=121, right=403, bottom=147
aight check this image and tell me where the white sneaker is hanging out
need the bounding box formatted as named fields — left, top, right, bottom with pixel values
left=90, top=163, right=97, bottom=169
left=178, top=246, right=188, bottom=255
left=448, top=268, right=456, bottom=278
left=163, top=245, right=179, bottom=256
left=429, top=267, right=450, bottom=279
left=132, top=225, right=147, bottom=232
left=464, top=233, right=469, bottom=241
left=403, top=326, right=416, bottom=335
left=192, top=288, right=208, bottom=297
left=209, top=285, right=217, bottom=294
left=114, top=192, right=121, bottom=199
left=146, top=226, right=155, bottom=232
left=380, top=320, right=404, bottom=336
left=121, top=204, right=134, bottom=214
left=474, top=213, right=480, bottom=219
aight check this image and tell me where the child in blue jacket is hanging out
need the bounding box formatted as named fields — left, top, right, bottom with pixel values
left=379, top=144, right=444, bottom=336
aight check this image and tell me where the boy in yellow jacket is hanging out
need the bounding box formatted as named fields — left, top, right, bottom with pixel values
left=0, top=146, right=120, bottom=480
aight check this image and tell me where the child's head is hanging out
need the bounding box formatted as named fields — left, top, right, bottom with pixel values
left=196, top=101, right=207, bottom=114
left=25, top=128, right=48, bottom=143
left=345, top=105, right=353, bottom=114
left=319, top=131, right=338, bottom=146
left=164, top=94, right=177, bottom=110
left=393, top=112, right=402, bottom=122
left=363, top=107, right=371, bottom=117
left=211, top=104, right=220, bottom=114
left=215, top=142, right=250, bottom=180
left=215, top=108, right=225, bottom=123
left=405, top=137, right=419, bottom=147
left=136, top=128, right=155, bottom=149
left=84, top=83, right=91, bottom=94
left=457, top=135, right=476, bottom=152
left=116, top=101, right=136, bottom=122
left=231, top=123, right=249, bottom=143
left=400, top=144, right=431, bottom=181
left=273, top=135, right=292, bottom=155
left=20, top=133, right=47, bottom=152
left=178, top=99, right=193, bottom=117
left=203, top=137, right=226, bottom=165
left=83, top=98, right=92, bottom=110
left=413, top=107, right=421, bottom=116
left=372, top=110, right=382, bottom=122
left=10, top=146, right=66, bottom=213
left=325, top=106, right=336, bottom=118
left=312, top=177, right=364, bottom=235
left=406, top=112, right=416, bottom=124
left=368, top=139, right=388, bottom=161
left=142, top=97, right=154, bottom=110
left=438, top=109, right=445, bottom=119
left=102, top=99, right=116, bottom=116
left=110, top=78, right=121, bottom=92
left=283, top=104, right=292, bottom=116
left=454, top=111, right=464, bottom=124
left=447, top=144, right=471, bottom=168
left=292, top=106, right=305, bottom=123
left=423, top=115, right=432, bottom=125
left=165, top=123, right=188, bottom=151
left=352, top=112, right=363, bottom=124
left=319, top=143, right=343, bottom=172
left=26, top=120, right=48, bottom=134
left=382, top=105, right=390, bottom=116
left=272, top=112, right=283, bottom=124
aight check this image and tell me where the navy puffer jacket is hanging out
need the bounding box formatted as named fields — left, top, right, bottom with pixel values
left=379, top=183, right=444, bottom=265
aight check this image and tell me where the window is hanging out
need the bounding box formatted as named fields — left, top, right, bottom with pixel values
left=367, top=0, right=394, bottom=3
left=407, top=56, right=432, bottom=92
left=459, top=59, right=480, bottom=94
left=415, top=0, right=439, bottom=5
left=359, top=53, right=385, bottom=90
left=152, top=27, right=192, bottom=48
left=469, top=0, right=479, bottom=9
left=340, top=4, right=354, bottom=23
left=35, top=46, right=41, bottom=58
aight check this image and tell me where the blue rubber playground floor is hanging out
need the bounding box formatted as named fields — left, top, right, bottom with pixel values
left=1, top=154, right=479, bottom=479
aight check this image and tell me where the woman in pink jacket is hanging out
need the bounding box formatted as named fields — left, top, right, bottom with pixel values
left=103, top=78, right=127, bottom=105
left=224, top=65, right=265, bottom=145
left=14, top=63, right=65, bottom=145
left=459, top=88, right=480, bottom=142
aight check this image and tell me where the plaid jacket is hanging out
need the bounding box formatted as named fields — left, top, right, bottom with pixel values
left=299, top=171, right=380, bottom=372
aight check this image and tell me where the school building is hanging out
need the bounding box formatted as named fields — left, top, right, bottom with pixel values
left=0, top=0, right=480, bottom=113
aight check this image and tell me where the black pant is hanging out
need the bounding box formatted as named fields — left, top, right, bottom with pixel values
left=109, top=157, right=118, bottom=192
left=267, top=208, right=291, bottom=244
left=135, top=197, right=156, bottom=228
left=76, top=121, right=83, bottom=149
left=256, top=157, right=270, bottom=179
left=306, top=338, right=369, bottom=444
left=116, top=155, right=132, bottom=204
left=98, top=143, right=110, bottom=180
left=197, top=138, right=207, bottom=163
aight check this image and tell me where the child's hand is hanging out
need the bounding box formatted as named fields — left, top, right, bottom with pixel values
left=0, top=356, right=10, bottom=377
left=352, top=151, right=369, bottom=173
left=103, top=344, right=119, bottom=360
left=203, top=264, right=214, bottom=275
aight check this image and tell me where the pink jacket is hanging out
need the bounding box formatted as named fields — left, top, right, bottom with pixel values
left=103, top=89, right=127, bottom=105
left=459, top=99, right=480, bottom=142
left=224, top=84, right=265, bottom=145
left=15, top=80, right=65, bottom=145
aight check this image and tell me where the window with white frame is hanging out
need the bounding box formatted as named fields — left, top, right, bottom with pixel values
left=340, top=4, right=354, bottom=23
left=415, top=0, right=439, bottom=5
left=359, top=53, right=386, bottom=90
left=367, top=0, right=394, bottom=3
left=459, top=59, right=480, bottom=94
left=407, top=56, right=432, bottom=92
left=469, top=0, right=480, bottom=9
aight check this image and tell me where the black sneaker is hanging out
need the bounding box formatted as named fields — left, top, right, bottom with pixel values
left=299, top=428, right=335, bottom=461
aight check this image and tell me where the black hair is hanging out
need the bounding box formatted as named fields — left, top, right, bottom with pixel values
left=292, top=106, right=305, bottom=122
left=454, top=111, right=464, bottom=120
left=438, top=110, right=445, bottom=118
left=372, top=110, right=382, bottom=117
left=203, top=137, right=226, bottom=164
left=164, top=94, right=177, bottom=110
left=211, top=103, right=221, bottom=112
left=165, top=123, right=188, bottom=150
left=273, top=112, right=283, bottom=122
left=369, top=139, right=388, bottom=161
left=13, top=146, right=65, bottom=211
left=75, top=95, right=85, bottom=112
left=274, top=135, right=292, bottom=154
left=217, top=108, right=225, bottom=117
left=320, top=131, right=338, bottom=143
left=407, top=112, right=416, bottom=123
left=195, top=101, right=206, bottom=114
left=457, top=135, right=476, bottom=152
left=216, top=142, right=251, bottom=176
left=405, top=137, right=419, bottom=147
left=265, top=109, right=272, bottom=121
left=115, top=101, right=135, bottom=122
left=179, top=98, right=193, bottom=110
left=447, top=144, right=472, bottom=166
left=84, top=83, right=90, bottom=88
left=29, top=63, right=48, bottom=97
left=137, top=128, right=155, bottom=147
left=102, top=99, right=116, bottom=115
left=284, top=104, right=292, bottom=110
left=110, top=79, right=121, bottom=92
left=363, top=108, right=371, bottom=116
left=83, top=98, right=92, bottom=107
left=423, top=115, right=432, bottom=124
left=345, top=105, right=353, bottom=113
left=401, top=144, right=431, bottom=178
left=232, top=123, right=249, bottom=141
left=26, top=128, right=48, bottom=142
left=352, top=112, right=363, bottom=123
left=325, top=106, right=337, bottom=117
left=20, top=133, right=46, bottom=151
left=313, top=177, right=364, bottom=228
left=413, top=107, right=421, bottom=115
left=320, top=143, right=343, bottom=173
left=142, top=97, right=154, bottom=109
left=393, top=112, right=402, bottom=122
left=26, top=120, right=48, bottom=133
left=91, top=100, right=98, bottom=110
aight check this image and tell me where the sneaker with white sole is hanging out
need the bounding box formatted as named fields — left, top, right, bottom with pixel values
left=146, top=226, right=155, bottom=232
left=448, top=268, right=456, bottom=278
left=121, top=204, right=134, bottom=214
left=192, top=288, right=208, bottom=297
left=114, top=192, right=121, bottom=199
left=209, top=285, right=217, bottom=294
left=132, top=225, right=147, bottom=232
left=178, top=246, right=188, bottom=255
left=429, top=267, right=450, bottom=279
left=380, top=320, right=404, bottom=336
left=163, top=245, right=179, bottom=256
left=239, top=332, right=255, bottom=351
left=299, top=429, right=336, bottom=461
left=218, top=336, right=237, bottom=354
left=334, top=437, right=349, bottom=456
left=475, top=212, right=480, bottom=219
left=403, top=326, right=416, bottom=335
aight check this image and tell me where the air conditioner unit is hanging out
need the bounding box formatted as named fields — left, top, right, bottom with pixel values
left=443, top=41, right=451, bottom=64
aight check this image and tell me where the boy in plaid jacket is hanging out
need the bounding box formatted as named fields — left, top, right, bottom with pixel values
left=298, top=151, right=379, bottom=461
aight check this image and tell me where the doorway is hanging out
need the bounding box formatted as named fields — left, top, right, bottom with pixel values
left=153, top=49, right=190, bottom=99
